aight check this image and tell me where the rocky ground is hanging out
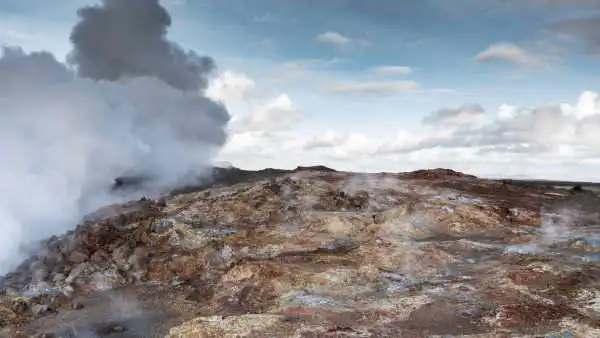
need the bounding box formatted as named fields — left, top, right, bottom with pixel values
left=1, top=166, right=599, bottom=337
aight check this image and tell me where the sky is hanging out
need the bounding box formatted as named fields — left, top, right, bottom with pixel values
left=2, top=0, right=600, bottom=180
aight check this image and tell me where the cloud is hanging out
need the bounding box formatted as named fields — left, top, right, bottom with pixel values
left=385, top=91, right=600, bottom=157
left=304, top=131, right=381, bottom=160
left=329, top=133, right=380, bottom=159
left=232, top=93, right=298, bottom=132
left=218, top=128, right=306, bottom=168
left=220, top=131, right=274, bottom=158
left=303, top=130, right=346, bottom=150
left=204, top=67, right=303, bottom=165
left=323, top=81, right=419, bottom=95
left=291, top=90, right=600, bottom=179
left=214, top=88, right=600, bottom=180
left=304, top=131, right=347, bottom=149
left=423, top=104, right=485, bottom=127
left=206, top=71, right=257, bottom=105
left=315, top=31, right=351, bottom=45
left=314, top=31, right=370, bottom=47
left=475, top=43, right=556, bottom=70
left=368, top=66, right=413, bottom=76
left=497, top=104, right=518, bottom=121
left=552, top=16, right=600, bottom=55
left=476, top=43, right=532, bottom=64
left=206, top=71, right=300, bottom=156
left=212, top=68, right=600, bottom=180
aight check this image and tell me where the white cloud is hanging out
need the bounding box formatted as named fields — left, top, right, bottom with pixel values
left=315, top=31, right=350, bottom=45
left=374, top=130, right=424, bottom=155
left=384, top=91, right=600, bottom=160
left=423, top=104, right=485, bottom=127
left=330, top=133, right=380, bottom=159
left=206, top=70, right=302, bottom=168
left=475, top=42, right=556, bottom=70
left=314, top=31, right=370, bottom=47
left=304, top=131, right=347, bottom=149
left=497, top=104, right=517, bottom=121
left=218, top=128, right=306, bottom=170
left=233, top=93, right=298, bottom=133
left=220, top=131, right=273, bottom=157
left=205, top=71, right=256, bottom=105
left=304, top=131, right=381, bottom=160
left=376, top=130, right=451, bottom=155
left=205, top=69, right=300, bottom=134
left=567, top=90, right=600, bottom=119
left=368, top=66, right=413, bottom=76
left=260, top=90, right=600, bottom=180
left=323, top=81, right=419, bottom=95
left=206, top=51, right=598, bottom=181
left=476, top=43, right=532, bottom=64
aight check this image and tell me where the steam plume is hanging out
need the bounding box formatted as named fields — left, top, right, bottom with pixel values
left=69, top=0, right=215, bottom=91
left=0, top=0, right=230, bottom=273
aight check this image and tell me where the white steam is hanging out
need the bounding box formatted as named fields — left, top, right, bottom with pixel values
left=0, top=1, right=230, bottom=272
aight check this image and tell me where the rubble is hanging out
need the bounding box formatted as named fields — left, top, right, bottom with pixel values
left=1, top=167, right=599, bottom=337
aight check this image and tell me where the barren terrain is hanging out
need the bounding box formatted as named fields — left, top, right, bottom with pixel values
left=1, top=167, right=599, bottom=337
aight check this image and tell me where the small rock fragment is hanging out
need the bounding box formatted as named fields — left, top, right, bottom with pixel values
left=31, top=304, right=49, bottom=316
left=71, top=300, right=84, bottom=310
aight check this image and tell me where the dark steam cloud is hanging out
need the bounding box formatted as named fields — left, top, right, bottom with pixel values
left=69, top=0, right=215, bottom=91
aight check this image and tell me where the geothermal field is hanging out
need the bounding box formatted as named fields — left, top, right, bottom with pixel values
left=0, top=0, right=599, bottom=337
left=1, top=166, right=600, bottom=337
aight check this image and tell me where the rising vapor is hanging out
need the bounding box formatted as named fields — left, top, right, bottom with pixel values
left=0, top=0, right=230, bottom=273
left=69, top=0, right=215, bottom=92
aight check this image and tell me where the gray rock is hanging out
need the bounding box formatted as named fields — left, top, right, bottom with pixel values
left=52, top=273, right=66, bottom=283
left=90, top=249, right=109, bottom=263
left=112, top=245, right=131, bottom=267
left=31, top=303, right=50, bottom=316
left=67, top=250, right=89, bottom=264
left=65, top=263, right=91, bottom=284
left=71, top=299, right=84, bottom=310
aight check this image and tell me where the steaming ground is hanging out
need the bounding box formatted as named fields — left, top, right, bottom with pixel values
left=0, top=0, right=230, bottom=273
left=2, top=167, right=599, bottom=336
